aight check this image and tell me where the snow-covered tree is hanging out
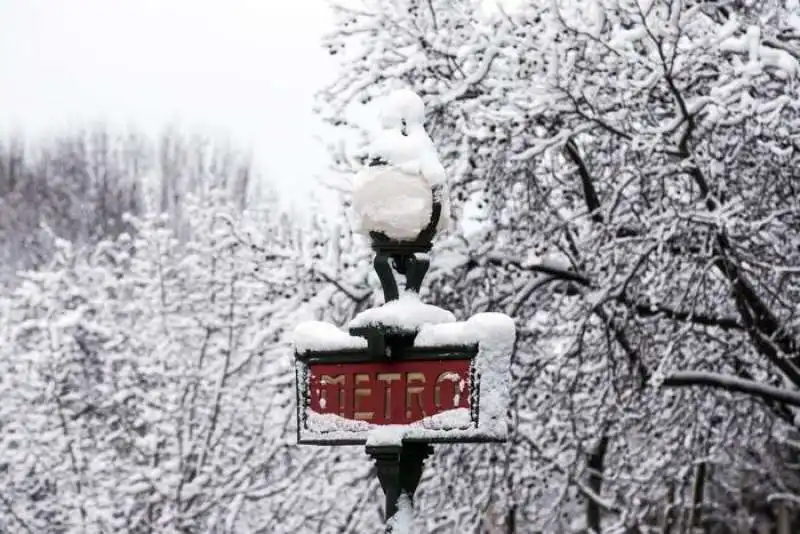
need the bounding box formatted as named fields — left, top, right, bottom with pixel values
left=0, top=190, right=349, bottom=533
left=319, top=0, right=800, bottom=531
left=0, top=127, right=261, bottom=283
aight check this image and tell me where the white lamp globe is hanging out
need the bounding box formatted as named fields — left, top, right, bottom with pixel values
left=353, top=165, right=447, bottom=241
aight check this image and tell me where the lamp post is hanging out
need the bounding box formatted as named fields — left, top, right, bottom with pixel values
left=292, top=89, right=515, bottom=532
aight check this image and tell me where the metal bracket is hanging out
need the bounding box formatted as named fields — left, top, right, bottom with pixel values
left=344, top=165, right=445, bottom=529
left=348, top=324, right=416, bottom=360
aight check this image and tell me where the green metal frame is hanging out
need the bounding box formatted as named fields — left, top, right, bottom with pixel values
left=296, top=343, right=478, bottom=364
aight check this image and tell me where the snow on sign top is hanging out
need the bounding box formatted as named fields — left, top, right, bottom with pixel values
left=352, top=88, right=450, bottom=240
left=348, top=293, right=455, bottom=332
left=292, top=321, right=367, bottom=354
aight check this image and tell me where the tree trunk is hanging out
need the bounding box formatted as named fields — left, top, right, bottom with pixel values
left=586, top=434, right=609, bottom=533
left=686, top=461, right=707, bottom=532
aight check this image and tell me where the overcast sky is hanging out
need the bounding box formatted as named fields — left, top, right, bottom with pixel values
left=0, top=0, right=338, bottom=206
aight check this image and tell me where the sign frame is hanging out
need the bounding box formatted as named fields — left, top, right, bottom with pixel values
left=294, top=342, right=505, bottom=446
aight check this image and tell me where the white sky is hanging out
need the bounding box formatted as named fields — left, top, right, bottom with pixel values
left=0, top=0, right=338, bottom=206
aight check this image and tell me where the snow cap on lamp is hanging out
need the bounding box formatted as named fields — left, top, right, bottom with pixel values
left=352, top=88, right=450, bottom=241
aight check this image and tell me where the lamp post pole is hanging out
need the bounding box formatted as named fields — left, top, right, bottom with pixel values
left=367, top=442, right=433, bottom=525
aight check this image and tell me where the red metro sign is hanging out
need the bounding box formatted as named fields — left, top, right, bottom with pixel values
left=294, top=314, right=516, bottom=446
left=294, top=341, right=497, bottom=445
left=309, top=360, right=470, bottom=425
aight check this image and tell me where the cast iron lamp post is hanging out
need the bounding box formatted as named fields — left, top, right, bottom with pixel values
left=292, top=89, right=514, bottom=532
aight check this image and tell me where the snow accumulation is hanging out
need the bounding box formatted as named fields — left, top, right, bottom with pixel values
left=373, top=89, right=446, bottom=187
left=418, top=313, right=515, bottom=437
left=348, top=292, right=455, bottom=332
left=718, top=24, right=799, bottom=76
left=297, top=312, right=515, bottom=443
left=309, top=408, right=473, bottom=444
left=387, top=494, right=417, bottom=534
left=367, top=129, right=446, bottom=188
left=352, top=166, right=438, bottom=240
left=365, top=425, right=409, bottom=447
left=352, top=88, right=450, bottom=240
left=307, top=411, right=373, bottom=433
left=292, top=321, right=368, bottom=354
left=378, top=89, right=425, bottom=131
left=414, top=321, right=475, bottom=347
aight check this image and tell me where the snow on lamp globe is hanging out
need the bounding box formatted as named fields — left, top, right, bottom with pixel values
left=351, top=88, right=451, bottom=301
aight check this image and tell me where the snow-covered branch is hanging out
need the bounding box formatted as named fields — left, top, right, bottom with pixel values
left=662, top=371, right=800, bottom=408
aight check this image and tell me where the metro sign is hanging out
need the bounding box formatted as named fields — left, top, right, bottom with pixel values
left=295, top=343, right=489, bottom=445
left=309, top=359, right=471, bottom=424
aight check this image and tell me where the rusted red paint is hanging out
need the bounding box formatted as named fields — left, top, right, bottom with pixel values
left=308, top=360, right=471, bottom=425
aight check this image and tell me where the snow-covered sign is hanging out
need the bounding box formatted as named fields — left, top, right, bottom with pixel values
left=293, top=308, right=515, bottom=446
